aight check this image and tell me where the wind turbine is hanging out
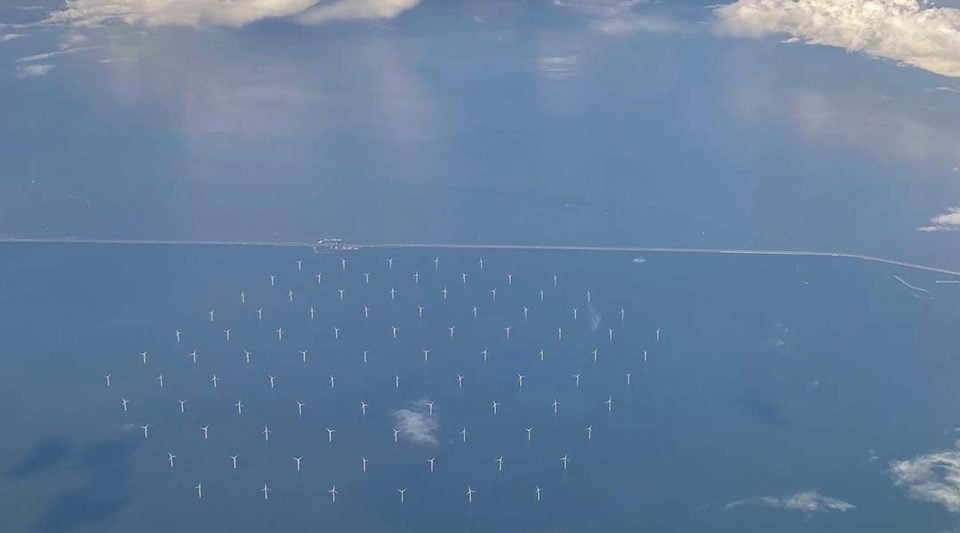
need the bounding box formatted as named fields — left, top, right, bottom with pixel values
left=140, top=351, right=148, bottom=364
left=276, top=327, right=283, bottom=341
left=433, top=257, right=439, bottom=270
left=360, top=401, right=368, bottom=416
left=341, top=258, right=347, bottom=270
left=156, top=373, right=164, bottom=388
left=168, top=452, right=176, bottom=468
left=393, top=427, right=400, bottom=444
left=504, top=326, right=511, bottom=339
left=269, top=274, right=276, bottom=286
left=524, top=427, right=533, bottom=441
left=605, top=396, right=614, bottom=412
left=560, top=453, right=570, bottom=470
left=230, top=455, right=239, bottom=469
left=517, top=373, right=526, bottom=389
left=466, top=486, right=476, bottom=503
left=268, top=375, right=277, bottom=389
left=333, top=327, right=341, bottom=340
left=414, top=271, right=420, bottom=284
left=441, top=286, right=448, bottom=300
left=492, top=400, right=499, bottom=414
left=425, top=401, right=434, bottom=415
left=316, top=273, right=323, bottom=284
left=309, top=307, right=316, bottom=319
left=389, top=287, right=397, bottom=300
left=364, top=273, right=370, bottom=284
left=361, top=457, right=368, bottom=473
left=208, top=310, right=215, bottom=322
left=299, top=350, right=308, bottom=363
left=297, top=401, right=305, bottom=417
left=195, top=482, right=203, bottom=500
left=481, top=347, right=489, bottom=362
left=459, top=427, right=467, bottom=443
left=552, top=399, right=559, bottom=414
left=387, top=257, right=394, bottom=269
left=257, top=308, right=263, bottom=320
left=574, top=373, right=581, bottom=388
left=392, top=326, right=399, bottom=339
left=461, top=272, right=468, bottom=284
left=223, top=329, right=231, bottom=341
left=491, top=288, right=497, bottom=301
left=178, top=399, right=187, bottom=413
left=105, top=373, right=112, bottom=387
left=174, top=330, right=182, bottom=343
left=417, top=305, right=424, bottom=318
left=328, top=374, right=335, bottom=389
left=121, top=397, right=129, bottom=412
left=328, top=485, right=338, bottom=502
left=426, top=457, right=436, bottom=473
left=201, top=425, right=209, bottom=440
left=422, top=349, right=430, bottom=362
left=263, top=426, right=272, bottom=442
left=397, top=488, right=407, bottom=504
left=325, top=427, right=335, bottom=443
left=288, top=289, right=294, bottom=302
left=362, top=350, right=369, bottom=363
left=262, top=483, right=271, bottom=501
left=190, top=349, right=198, bottom=363
left=140, top=424, right=149, bottom=438
left=585, top=425, right=593, bottom=440
left=338, top=288, right=345, bottom=300
left=536, top=485, right=542, bottom=502
left=240, top=291, right=246, bottom=304
left=235, top=400, right=243, bottom=415
left=293, top=456, right=303, bottom=471
left=456, top=373, right=464, bottom=389
left=297, top=259, right=302, bottom=271
left=448, top=326, right=455, bottom=339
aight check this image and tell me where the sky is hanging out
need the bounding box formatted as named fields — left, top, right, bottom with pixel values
left=0, top=0, right=959, bottom=268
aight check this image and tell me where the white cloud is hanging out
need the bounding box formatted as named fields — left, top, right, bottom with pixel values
left=591, top=14, right=694, bottom=35
left=587, top=304, right=602, bottom=332
left=43, top=0, right=418, bottom=28
left=391, top=399, right=438, bottom=446
left=298, top=0, right=421, bottom=25
left=15, top=63, right=54, bottom=78
left=891, top=449, right=960, bottom=511
left=715, top=0, right=960, bottom=78
left=1, top=33, right=27, bottom=43
left=538, top=55, right=582, bottom=81
left=917, top=207, right=960, bottom=232
left=725, top=490, right=856, bottom=513
left=553, top=0, right=647, bottom=18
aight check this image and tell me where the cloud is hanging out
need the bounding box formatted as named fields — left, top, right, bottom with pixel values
left=390, top=399, right=438, bottom=446
left=298, top=0, right=421, bottom=25
left=891, top=449, right=960, bottom=511
left=591, top=14, right=695, bottom=35
left=918, top=207, right=960, bottom=232
left=714, top=0, right=960, bottom=78
left=587, top=304, right=602, bottom=332
left=42, top=0, right=419, bottom=28
left=1, top=33, right=27, bottom=43
left=538, top=54, right=582, bottom=81
left=15, top=63, right=53, bottom=78
left=725, top=490, right=856, bottom=513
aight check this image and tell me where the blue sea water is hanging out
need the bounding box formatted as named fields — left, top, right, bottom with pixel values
left=2, top=243, right=960, bottom=532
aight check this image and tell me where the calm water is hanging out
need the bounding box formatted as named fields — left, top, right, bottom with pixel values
left=1, top=243, right=959, bottom=532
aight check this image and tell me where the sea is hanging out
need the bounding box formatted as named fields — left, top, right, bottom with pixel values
left=1, top=242, right=959, bottom=532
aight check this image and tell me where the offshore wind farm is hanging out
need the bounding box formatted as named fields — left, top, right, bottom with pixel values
left=3, top=241, right=960, bottom=532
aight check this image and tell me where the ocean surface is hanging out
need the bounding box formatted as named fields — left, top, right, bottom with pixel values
left=1, top=243, right=960, bottom=532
